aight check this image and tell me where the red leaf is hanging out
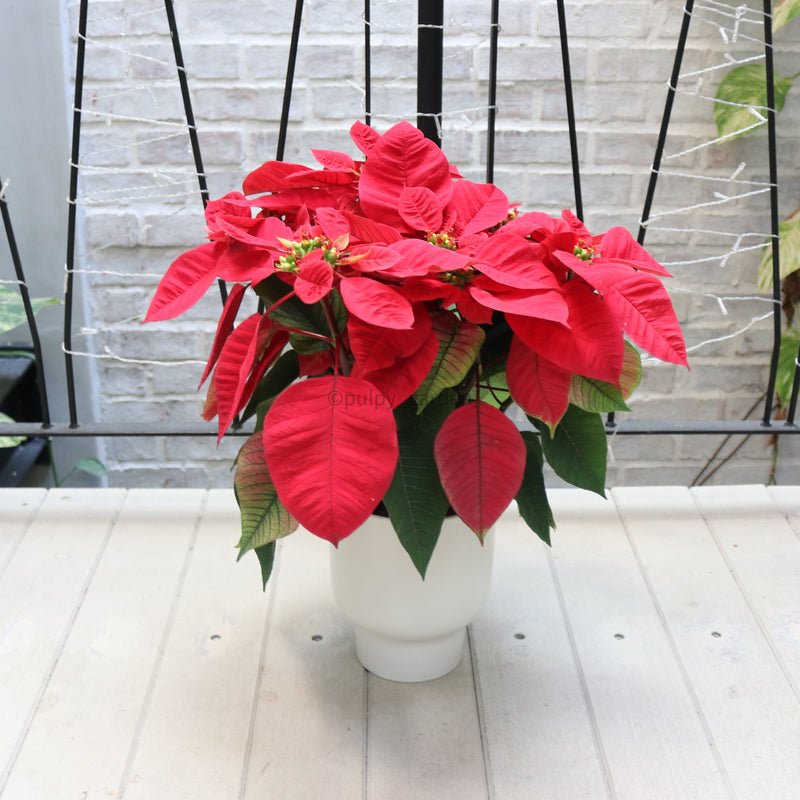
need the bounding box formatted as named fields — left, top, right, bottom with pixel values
left=386, top=238, right=471, bottom=277
left=351, top=329, right=440, bottom=408
left=243, top=161, right=314, bottom=195
left=144, top=242, right=223, bottom=322
left=347, top=303, right=432, bottom=372
left=212, top=315, right=286, bottom=439
left=344, top=244, right=403, bottom=274
left=312, top=148, right=357, bottom=172
left=263, top=375, right=399, bottom=544
left=398, top=186, right=444, bottom=232
left=216, top=243, right=275, bottom=285
left=508, top=279, right=625, bottom=384
left=358, top=121, right=453, bottom=230
left=599, top=227, right=673, bottom=276
left=336, top=209, right=403, bottom=245
left=506, top=335, right=572, bottom=431
left=449, top=181, right=510, bottom=236
left=468, top=284, right=569, bottom=324
left=434, top=402, right=526, bottom=538
left=568, top=262, right=688, bottom=366
left=298, top=349, right=334, bottom=377
left=212, top=314, right=262, bottom=438
left=340, top=277, right=414, bottom=329
left=350, top=120, right=380, bottom=156
left=294, top=251, right=334, bottom=303
left=199, top=282, right=247, bottom=387
left=473, top=233, right=557, bottom=290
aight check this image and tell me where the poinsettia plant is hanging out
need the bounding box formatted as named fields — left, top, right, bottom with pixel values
left=145, top=120, right=687, bottom=585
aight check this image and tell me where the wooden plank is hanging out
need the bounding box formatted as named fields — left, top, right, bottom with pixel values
left=0, top=488, right=125, bottom=792
left=691, top=486, right=800, bottom=686
left=364, top=650, right=488, bottom=800
left=548, top=489, right=732, bottom=800
left=241, top=528, right=365, bottom=800
left=616, top=485, right=800, bottom=800
left=768, top=485, right=800, bottom=536
left=470, top=506, right=611, bottom=799
left=118, top=489, right=268, bottom=800
left=0, top=488, right=206, bottom=800
left=0, top=489, right=46, bottom=577
left=688, top=485, right=800, bottom=798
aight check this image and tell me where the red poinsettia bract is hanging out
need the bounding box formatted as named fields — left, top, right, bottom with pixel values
left=145, top=119, right=688, bottom=565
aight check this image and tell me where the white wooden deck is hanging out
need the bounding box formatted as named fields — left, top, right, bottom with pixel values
left=0, top=485, right=798, bottom=800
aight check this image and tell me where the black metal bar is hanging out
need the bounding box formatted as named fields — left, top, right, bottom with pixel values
left=417, top=0, right=443, bottom=145
left=364, top=0, right=372, bottom=126
left=0, top=179, right=52, bottom=427
left=761, top=0, right=782, bottom=427
left=277, top=0, right=305, bottom=162
left=0, top=420, right=797, bottom=438
left=556, top=0, right=583, bottom=220
left=163, top=0, right=230, bottom=306
left=485, top=0, right=500, bottom=183
left=638, top=0, right=695, bottom=245
left=164, top=0, right=209, bottom=207
left=63, top=0, right=89, bottom=429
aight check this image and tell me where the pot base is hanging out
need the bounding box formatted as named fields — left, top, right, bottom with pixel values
left=354, top=625, right=466, bottom=683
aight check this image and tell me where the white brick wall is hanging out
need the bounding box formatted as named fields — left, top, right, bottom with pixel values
left=53, top=0, right=800, bottom=487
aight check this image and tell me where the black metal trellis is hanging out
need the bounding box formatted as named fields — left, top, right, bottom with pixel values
left=2, top=0, right=799, bottom=440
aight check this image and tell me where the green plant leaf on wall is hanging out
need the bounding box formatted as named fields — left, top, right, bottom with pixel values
left=74, top=457, right=108, bottom=478
left=0, top=285, right=60, bottom=335
left=0, top=411, right=25, bottom=448
left=775, top=327, right=800, bottom=408
left=714, top=65, right=793, bottom=141
left=774, top=0, right=800, bottom=31
left=531, top=405, right=607, bottom=496
left=757, top=207, right=800, bottom=289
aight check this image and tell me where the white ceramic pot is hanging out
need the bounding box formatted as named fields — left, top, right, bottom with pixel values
left=330, top=513, right=495, bottom=682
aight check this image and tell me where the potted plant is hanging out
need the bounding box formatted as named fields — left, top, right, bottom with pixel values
left=145, top=120, right=687, bottom=679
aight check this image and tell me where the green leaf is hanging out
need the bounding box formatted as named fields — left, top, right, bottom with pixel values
left=238, top=350, right=299, bottom=429
left=0, top=411, right=25, bottom=448
left=234, top=431, right=298, bottom=559
left=75, top=457, right=108, bottom=478
left=758, top=207, right=800, bottom=289
left=253, top=541, right=277, bottom=591
left=775, top=327, right=800, bottom=408
left=532, top=405, right=607, bottom=496
left=774, top=0, right=800, bottom=30
left=568, top=342, right=642, bottom=412
left=569, top=376, right=629, bottom=414
left=515, top=432, right=555, bottom=546
left=0, top=285, right=60, bottom=335
left=254, top=275, right=344, bottom=354
left=414, top=313, right=485, bottom=411
left=383, top=392, right=455, bottom=578
left=714, top=65, right=792, bottom=141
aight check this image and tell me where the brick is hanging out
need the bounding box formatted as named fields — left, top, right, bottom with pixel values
left=312, top=83, right=367, bottom=120
left=301, top=46, right=359, bottom=80
left=83, top=211, right=141, bottom=248
left=487, top=128, right=587, bottom=164
left=477, top=43, right=588, bottom=83
left=537, top=2, right=652, bottom=40
left=183, top=43, right=241, bottom=80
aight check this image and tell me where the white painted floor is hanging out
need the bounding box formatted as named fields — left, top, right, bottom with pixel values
left=0, top=485, right=798, bottom=800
